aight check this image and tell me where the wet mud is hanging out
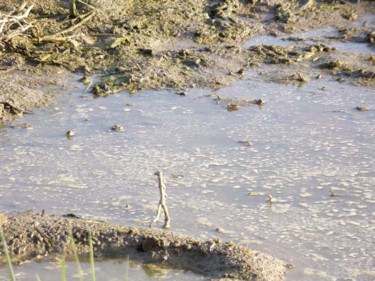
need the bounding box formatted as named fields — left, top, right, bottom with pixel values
left=1, top=0, right=375, bottom=121
left=0, top=211, right=287, bottom=281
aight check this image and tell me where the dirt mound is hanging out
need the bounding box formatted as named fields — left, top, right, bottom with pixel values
left=0, top=211, right=288, bottom=281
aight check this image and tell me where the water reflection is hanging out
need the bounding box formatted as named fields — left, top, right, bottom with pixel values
left=0, top=259, right=204, bottom=281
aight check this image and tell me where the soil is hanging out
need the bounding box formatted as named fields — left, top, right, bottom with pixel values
left=1, top=0, right=375, bottom=279
left=1, top=0, right=375, bottom=121
left=0, top=211, right=288, bottom=281
left=0, top=56, right=73, bottom=122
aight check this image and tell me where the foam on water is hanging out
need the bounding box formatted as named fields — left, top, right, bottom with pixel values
left=1, top=60, right=374, bottom=281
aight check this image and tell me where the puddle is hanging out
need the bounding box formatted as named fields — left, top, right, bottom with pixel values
left=0, top=259, right=204, bottom=281
left=1, top=65, right=375, bottom=280
left=243, top=35, right=292, bottom=48
left=244, top=31, right=374, bottom=54
left=244, top=15, right=375, bottom=54
left=1, top=73, right=374, bottom=280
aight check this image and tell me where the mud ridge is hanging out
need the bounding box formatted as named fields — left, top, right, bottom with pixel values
left=0, top=211, right=288, bottom=281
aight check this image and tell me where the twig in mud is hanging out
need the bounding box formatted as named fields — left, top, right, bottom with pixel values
left=150, top=170, right=171, bottom=229
left=0, top=1, right=34, bottom=35
left=288, top=71, right=309, bottom=83
left=70, top=0, right=79, bottom=18
left=37, top=11, right=96, bottom=42
left=77, top=0, right=107, bottom=18
left=83, top=79, right=93, bottom=94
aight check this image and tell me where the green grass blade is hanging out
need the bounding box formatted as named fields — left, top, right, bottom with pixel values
left=61, top=257, right=66, bottom=281
left=124, top=255, right=129, bottom=281
left=68, top=228, right=84, bottom=281
left=0, top=226, right=16, bottom=281
left=35, top=274, right=42, bottom=281
left=88, top=232, right=96, bottom=281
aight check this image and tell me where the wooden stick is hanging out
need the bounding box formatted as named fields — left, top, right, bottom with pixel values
left=150, top=170, right=171, bottom=229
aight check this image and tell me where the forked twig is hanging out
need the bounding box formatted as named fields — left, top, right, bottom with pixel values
left=150, top=170, right=171, bottom=229
left=0, top=2, right=34, bottom=34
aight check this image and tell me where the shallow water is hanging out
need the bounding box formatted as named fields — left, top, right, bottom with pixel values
left=0, top=258, right=204, bottom=281
left=244, top=14, right=375, bottom=55
left=1, top=70, right=374, bottom=280
left=1, top=21, right=375, bottom=280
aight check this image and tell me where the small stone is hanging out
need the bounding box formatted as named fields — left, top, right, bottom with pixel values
left=238, top=140, right=252, bottom=146
left=80, top=76, right=91, bottom=85
left=227, top=104, right=240, bottom=112
left=254, top=99, right=265, bottom=106
left=355, top=106, right=368, bottom=111
left=110, top=124, right=124, bottom=132
left=66, top=130, right=75, bottom=138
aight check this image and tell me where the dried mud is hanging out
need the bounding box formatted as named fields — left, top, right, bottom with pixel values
left=0, top=211, right=288, bottom=281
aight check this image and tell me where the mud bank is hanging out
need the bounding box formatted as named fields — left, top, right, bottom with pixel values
left=0, top=211, right=288, bottom=281
left=0, top=56, right=73, bottom=121
left=1, top=0, right=375, bottom=121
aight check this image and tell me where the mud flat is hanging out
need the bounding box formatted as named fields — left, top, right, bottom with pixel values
left=0, top=211, right=288, bottom=281
left=1, top=0, right=375, bottom=121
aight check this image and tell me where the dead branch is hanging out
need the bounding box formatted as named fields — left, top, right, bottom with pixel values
left=150, top=170, right=171, bottom=229
left=70, top=0, right=78, bottom=18
left=36, top=11, right=95, bottom=43
left=0, top=2, right=34, bottom=35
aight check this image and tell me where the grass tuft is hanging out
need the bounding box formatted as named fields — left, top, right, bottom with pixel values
left=88, top=232, right=96, bottom=281
left=68, top=228, right=84, bottom=281
left=124, top=255, right=129, bottom=281
left=0, top=226, right=16, bottom=281
left=61, top=257, right=66, bottom=281
left=1, top=226, right=131, bottom=281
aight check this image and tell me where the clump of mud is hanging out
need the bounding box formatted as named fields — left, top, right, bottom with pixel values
left=0, top=211, right=288, bottom=281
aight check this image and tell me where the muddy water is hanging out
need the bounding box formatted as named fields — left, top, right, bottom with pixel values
left=1, top=43, right=375, bottom=281
left=1, top=71, right=374, bottom=280
left=244, top=14, right=375, bottom=55
left=0, top=258, right=203, bottom=281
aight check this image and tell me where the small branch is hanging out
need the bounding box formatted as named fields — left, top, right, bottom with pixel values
left=36, top=11, right=95, bottom=42
left=0, top=3, right=34, bottom=34
left=70, top=0, right=79, bottom=18
left=150, top=170, right=171, bottom=229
